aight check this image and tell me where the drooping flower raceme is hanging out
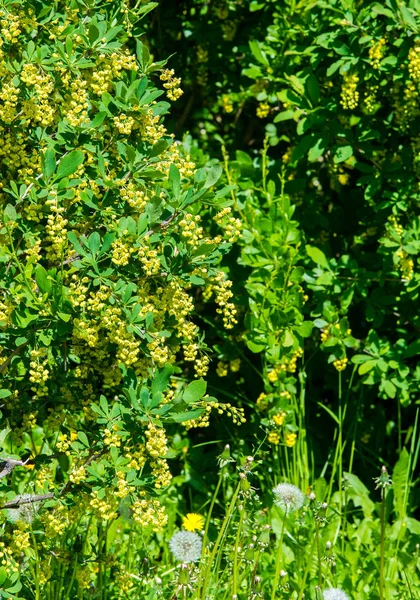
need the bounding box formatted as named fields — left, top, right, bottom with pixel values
left=169, top=530, right=202, bottom=563
left=272, top=483, right=304, bottom=512
left=323, top=588, right=350, bottom=600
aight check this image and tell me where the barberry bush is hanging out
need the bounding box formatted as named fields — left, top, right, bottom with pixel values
left=0, top=0, right=244, bottom=595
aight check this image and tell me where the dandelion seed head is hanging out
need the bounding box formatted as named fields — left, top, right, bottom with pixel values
left=272, top=483, right=304, bottom=512
left=323, top=588, right=350, bottom=600
left=169, top=530, right=202, bottom=563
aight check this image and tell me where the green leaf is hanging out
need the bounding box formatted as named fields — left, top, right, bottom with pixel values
left=204, top=165, right=223, bottom=189
left=183, top=379, right=207, bottom=404
left=0, top=425, right=11, bottom=444
left=4, top=204, right=17, bottom=222
left=404, top=340, right=420, bottom=358
left=0, top=389, right=12, bottom=399
left=344, top=473, right=375, bottom=517
left=43, top=148, right=56, bottom=180
left=308, top=135, right=328, bottom=162
left=88, top=232, right=101, bottom=256
left=35, top=264, right=51, bottom=294
left=150, top=138, right=170, bottom=157
left=169, top=163, right=180, bottom=198
left=67, top=231, right=85, bottom=256
left=296, top=322, right=314, bottom=337
left=152, top=364, right=173, bottom=395
left=172, top=408, right=204, bottom=423
left=358, top=359, right=377, bottom=375
left=0, top=565, right=7, bottom=586
left=56, top=151, right=84, bottom=180
left=247, top=339, right=267, bottom=353
left=249, top=40, right=269, bottom=65
left=334, top=145, right=353, bottom=164
left=383, top=379, right=396, bottom=398
left=306, top=245, right=329, bottom=269
left=78, top=432, right=90, bottom=448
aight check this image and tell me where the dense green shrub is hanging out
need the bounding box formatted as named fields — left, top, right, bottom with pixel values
left=0, top=0, right=419, bottom=599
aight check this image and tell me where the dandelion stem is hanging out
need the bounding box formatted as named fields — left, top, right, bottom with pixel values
left=271, top=508, right=288, bottom=600
left=232, top=505, right=245, bottom=597
left=379, top=488, right=386, bottom=600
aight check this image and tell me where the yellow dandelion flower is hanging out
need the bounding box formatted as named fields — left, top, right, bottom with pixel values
left=182, top=513, right=204, bottom=532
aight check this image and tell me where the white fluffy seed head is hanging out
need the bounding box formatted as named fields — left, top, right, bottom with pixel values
left=323, top=588, right=350, bottom=600
left=169, top=530, right=202, bottom=563
left=272, top=483, right=304, bottom=512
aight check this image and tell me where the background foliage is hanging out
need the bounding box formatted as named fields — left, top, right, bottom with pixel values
left=0, top=0, right=419, bottom=599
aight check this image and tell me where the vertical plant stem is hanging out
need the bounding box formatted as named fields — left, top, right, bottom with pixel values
left=30, top=531, right=41, bottom=600
left=271, top=508, right=288, bottom=600
left=297, top=536, right=317, bottom=600
left=199, top=481, right=241, bottom=599
left=202, top=471, right=223, bottom=555
left=315, top=521, right=322, bottom=588
left=380, top=488, right=386, bottom=600
left=232, top=505, right=245, bottom=597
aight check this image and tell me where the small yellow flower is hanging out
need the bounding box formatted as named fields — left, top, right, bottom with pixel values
left=182, top=513, right=204, bottom=532
left=268, top=431, right=280, bottom=445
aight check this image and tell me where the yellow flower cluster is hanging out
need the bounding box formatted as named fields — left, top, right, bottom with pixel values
left=64, top=78, right=89, bottom=127
left=222, top=94, right=234, bottom=113
left=340, top=74, right=359, bottom=110
left=21, top=63, right=55, bottom=126
left=115, top=566, right=134, bottom=594
left=145, top=422, right=168, bottom=458
left=214, top=207, right=242, bottom=242
left=29, top=348, right=49, bottom=397
left=273, top=411, right=286, bottom=426
left=42, top=504, right=68, bottom=538
left=285, top=432, right=297, bottom=447
left=203, top=270, right=238, bottom=329
left=397, top=250, right=414, bottom=281
left=256, top=392, right=269, bottom=410
left=0, top=10, right=21, bottom=43
left=12, top=525, right=31, bottom=554
left=216, top=357, right=241, bottom=377
left=267, top=348, right=303, bottom=382
left=0, top=80, right=19, bottom=123
left=45, top=190, right=68, bottom=260
left=104, top=426, right=122, bottom=448
left=369, top=38, right=386, bottom=69
left=408, top=44, right=420, bottom=81
left=89, top=490, right=118, bottom=521
left=115, top=471, right=135, bottom=498
left=160, top=68, right=183, bottom=101
left=256, top=102, right=270, bottom=118
left=363, top=85, right=378, bottom=114
left=183, top=399, right=246, bottom=429
left=150, top=458, right=172, bottom=489
left=69, top=465, right=86, bottom=484
left=178, top=213, right=204, bottom=249
left=113, top=113, right=135, bottom=135
left=132, top=493, right=168, bottom=531
left=333, top=357, right=348, bottom=371
left=0, top=540, right=18, bottom=573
